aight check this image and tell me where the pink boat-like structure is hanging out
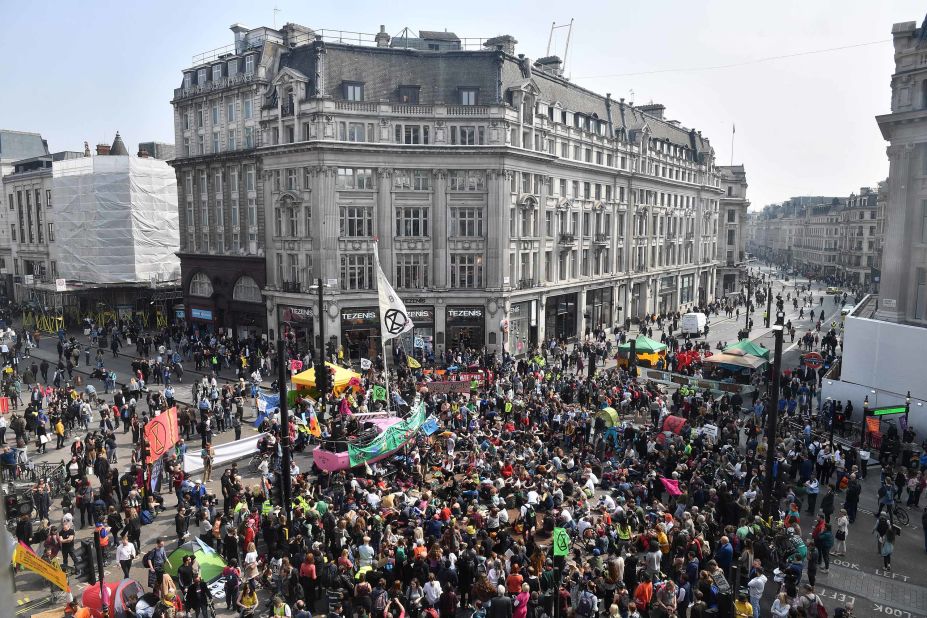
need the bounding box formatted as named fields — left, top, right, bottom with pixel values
left=312, top=416, right=405, bottom=472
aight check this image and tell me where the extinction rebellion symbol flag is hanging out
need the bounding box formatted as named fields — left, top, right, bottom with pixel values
left=375, top=247, right=414, bottom=340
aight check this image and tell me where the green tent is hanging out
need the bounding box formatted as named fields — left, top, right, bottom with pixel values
left=724, top=339, right=770, bottom=360
left=597, top=407, right=619, bottom=427
left=617, top=336, right=668, bottom=353
left=164, top=539, right=228, bottom=583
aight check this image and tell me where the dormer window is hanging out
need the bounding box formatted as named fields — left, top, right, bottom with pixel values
left=212, top=64, right=222, bottom=81
left=245, top=55, right=255, bottom=75
left=343, top=81, right=365, bottom=102
left=183, top=73, right=192, bottom=90
left=398, top=86, right=420, bottom=104
left=459, top=88, right=479, bottom=106
left=228, top=59, right=238, bottom=77
left=197, top=68, right=207, bottom=85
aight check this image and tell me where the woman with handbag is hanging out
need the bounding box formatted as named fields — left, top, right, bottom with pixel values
left=834, top=509, right=849, bottom=555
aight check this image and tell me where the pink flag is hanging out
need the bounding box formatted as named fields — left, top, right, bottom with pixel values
left=339, top=397, right=352, bottom=416
left=660, top=477, right=682, bottom=496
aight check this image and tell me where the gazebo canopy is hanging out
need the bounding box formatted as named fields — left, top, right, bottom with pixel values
left=617, top=336, right=667, bottom=353
left=724, top=339, right=771, bottom=360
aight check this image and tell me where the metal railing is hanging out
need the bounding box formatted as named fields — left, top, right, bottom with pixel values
left=594, top=233, right=609, bottom=244
left=517, top=278, right=536, bottom=289
left=558, top=233, right=576, bottom=245
left=281, top=280, right=302, bottom=293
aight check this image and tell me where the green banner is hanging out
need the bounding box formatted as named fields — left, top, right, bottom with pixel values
left=348, top=403, right=427, bottom=467
left=372, top=385, right=388, bottom=402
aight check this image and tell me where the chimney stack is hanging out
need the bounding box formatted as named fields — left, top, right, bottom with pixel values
left=84, top=141, right=91, bottom=157
left=375, top=25, right=391, bottom=47
left=96, top=143, right=111, bottom=156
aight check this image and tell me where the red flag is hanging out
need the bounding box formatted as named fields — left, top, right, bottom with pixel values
left=144, top=407, right=179, bottom=464
left=0, top=397, right=9, bottom=414
left=660, top=477, right=682, bottom=496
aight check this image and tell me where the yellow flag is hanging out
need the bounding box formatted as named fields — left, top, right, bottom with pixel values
left=12, top=544, right=70, bottom=592
left=406, top=355, right=421, bottom=369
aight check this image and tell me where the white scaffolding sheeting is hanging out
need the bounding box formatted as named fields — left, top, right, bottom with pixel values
left=51, top=156, right=180, bottom=285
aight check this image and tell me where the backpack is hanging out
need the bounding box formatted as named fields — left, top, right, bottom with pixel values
left=225, top=570, right=241, bottom=592
left=373, top=589, right=388, bottom=614
left=141, top=510, right=154, bottom=525
left=577, top=592, right=594, bottom=618
left=322, top=561, right=338, bottom=587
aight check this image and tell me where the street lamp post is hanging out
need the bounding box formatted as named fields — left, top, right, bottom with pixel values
left=906, top=390, right=911, bottom=430
left=762, top=310, right=786, bottom=518
left=745, top=277, right=752, bottom=335
left=826, top=397, right=834, bottom=445
left=276, top=331, right=292, bottom=527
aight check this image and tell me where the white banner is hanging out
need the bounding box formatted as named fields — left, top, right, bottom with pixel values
left=183, top=433, right=267, bottom=474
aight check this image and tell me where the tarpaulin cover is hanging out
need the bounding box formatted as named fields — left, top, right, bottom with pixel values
left=51, top=156, right=180, bottom=284
left=348, top=402, right=427, bottom=467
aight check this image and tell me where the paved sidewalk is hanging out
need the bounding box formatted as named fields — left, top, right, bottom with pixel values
left=12, top=327, right=274, bottom=406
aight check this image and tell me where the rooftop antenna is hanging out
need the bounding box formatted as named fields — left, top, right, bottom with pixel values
left=546, top=20, right=574, bottom=76
left=273, top=6, right=280, bottom=28
left=394, top=26, right=415, bottom=49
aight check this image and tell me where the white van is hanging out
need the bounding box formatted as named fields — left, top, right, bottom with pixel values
left=680, top=312, right=708, bottom=336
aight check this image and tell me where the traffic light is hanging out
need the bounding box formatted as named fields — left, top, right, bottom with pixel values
left=315, top=362, right=328, bottom=395
left=82, top=539, right=96, bottom=583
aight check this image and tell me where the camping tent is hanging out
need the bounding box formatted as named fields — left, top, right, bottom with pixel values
left=81, top=579, right=145, bottom=618
left=292, top=362, right=362, bottom=396
left=164, top=540, right=228, bottom=583
left=597, top=407, right=619, bottom=427
left=724, top=339, right=771, bottom=360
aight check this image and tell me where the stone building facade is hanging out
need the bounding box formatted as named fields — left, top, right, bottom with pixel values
left=172, top=24, right=725, bottom=357
left=875, top=18, right=927, bottom=323
left=716, top=165, right=748, bottom=298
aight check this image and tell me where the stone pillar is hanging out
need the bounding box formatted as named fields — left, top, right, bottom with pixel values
left=875, top=143, right=913, bottom=322
left=486, top=169, right=510, bottom=289
left=376, top=168, right=394, bottom=277
left=317, top=166, right=338, bottom=282
left=432, top=169, right=448, bottom=289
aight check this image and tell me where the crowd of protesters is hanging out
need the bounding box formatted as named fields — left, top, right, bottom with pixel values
left=3, top=265, right=924, bottom=618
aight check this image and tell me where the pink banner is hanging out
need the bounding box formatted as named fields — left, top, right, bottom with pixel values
left=660, top=477, right=682, bottom=496
left=289, top=359, right=304, bottom=372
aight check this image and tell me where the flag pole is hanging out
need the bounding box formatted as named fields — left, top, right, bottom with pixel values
left=373, top=241, right=393, bottom=417
left=730, top=123, right=735, bottom=166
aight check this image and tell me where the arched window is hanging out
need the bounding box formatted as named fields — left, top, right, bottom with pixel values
left=233, top=275, right=262, bottom=303
left=189, top=272, right=213, bottom=297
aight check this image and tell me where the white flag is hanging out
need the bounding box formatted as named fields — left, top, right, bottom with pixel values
left=375, top=252, right=414, bottom=340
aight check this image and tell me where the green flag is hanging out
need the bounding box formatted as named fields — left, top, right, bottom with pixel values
left=372, top=385, right=388, bottom=402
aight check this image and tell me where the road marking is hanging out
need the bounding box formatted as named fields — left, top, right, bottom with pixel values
left=876, top=568, right=911, bottom=583
left=873, top=604, right=923, bottom=618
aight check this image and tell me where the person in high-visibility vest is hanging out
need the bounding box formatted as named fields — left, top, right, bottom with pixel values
left=261, top=499, right=274, bottom=516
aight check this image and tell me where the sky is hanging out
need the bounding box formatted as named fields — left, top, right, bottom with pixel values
left=1, top=0, right=923, bottom=209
